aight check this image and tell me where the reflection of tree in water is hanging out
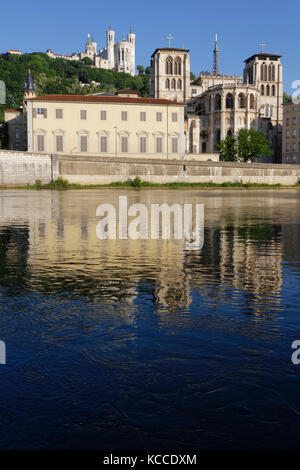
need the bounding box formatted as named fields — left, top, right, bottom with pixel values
left=0, top=225, right=30, bottom=291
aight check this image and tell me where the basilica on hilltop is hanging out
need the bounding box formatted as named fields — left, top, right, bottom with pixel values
left=46, top=26, right=135, bottom=76
left=150, top=36, right=283, bottom=161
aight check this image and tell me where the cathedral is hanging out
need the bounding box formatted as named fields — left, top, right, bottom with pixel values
left=46, top=26, right=135, bottom=76
left=150, top=36, right=283, bottom=162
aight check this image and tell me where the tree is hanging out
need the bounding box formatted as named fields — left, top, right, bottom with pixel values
left=217, top=135, right=237, bottom=161
left=283, top=92, right=292, bottom=104
left=190, top=72, right=196, bottom=81
left=237, top=128, right=273, bottom=162
left=137, top=65, right=145, bottom=75
left=217, top=129, right=273, bottom=162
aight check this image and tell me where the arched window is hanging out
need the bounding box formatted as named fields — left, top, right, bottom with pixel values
left=165, top=56, right=173, bottom=75
left=261, top=84, right=264, bottom=95
left=238, top=93, right=245, bottom=108
left=250, top=94, right=255, bottom=109
left=266, top=85, right=270, bottom=96
left=208, top=95, right=212, bottom=112
left=226, top=93, right=233, bottom=109
left=272, top=64, right=275, bottom=81
left=272, top=85, right=275, bottom=96
left=177, top=79, right=182, bottom=90
left=171, top=78, right=176, bottom=89
left=165, top=78, right=170, bottom=89
left=174, top=57, right=182, bottom=75
left=261, top=63, right=268, bottom=81
left=215, top=94, right=221, bottom=110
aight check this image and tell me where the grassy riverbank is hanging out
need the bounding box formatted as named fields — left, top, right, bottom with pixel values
left=15, top=177, right=300, bottom=190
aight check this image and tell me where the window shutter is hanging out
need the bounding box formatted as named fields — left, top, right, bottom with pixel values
left=33, top=108, right=36, bottom=118
left=44, top=108, right=47, bottom=119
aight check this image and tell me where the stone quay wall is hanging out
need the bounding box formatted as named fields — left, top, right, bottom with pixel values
left=1, top=151, right=300, bottom=186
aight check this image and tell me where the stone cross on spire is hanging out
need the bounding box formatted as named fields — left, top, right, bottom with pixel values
left=167, top=34, right=174, bottom=48
left=259, top=41, right=266, bottom=53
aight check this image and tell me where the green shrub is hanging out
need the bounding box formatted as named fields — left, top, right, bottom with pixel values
left=131, top=176, right=142, bottom=188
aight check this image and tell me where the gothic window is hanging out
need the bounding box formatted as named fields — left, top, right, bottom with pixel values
left=261, top=84, right=264, bottom=95
left=268, top=63, right=275, bottom=82
left=266, top=85, right=270, bottom=96
left=208, top=95, right=212, bottom=112
left=174, top=57, right=182, bottom=75
left=165, top=78, right=170, bottom=89
left=166, top=56, right=173, bottom=75
left=177, top=79, right=182, bottom=90
left=261, top=63, right=268, bottom=81
left=171, top=78, right=176, bottom=89
left=238, top=93, right=246, bottom=108
left=250, top=94, right=255, bottom=109
left=272, top=85, right=275, bottom=96
left=215, top=94, right=221, bottom=111
left=226, top=93, right=233, bottom=109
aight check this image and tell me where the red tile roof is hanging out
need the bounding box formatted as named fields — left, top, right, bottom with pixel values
left=28, top=94, right=184, bottom=106
left=4, top=109, right=21, bottom=113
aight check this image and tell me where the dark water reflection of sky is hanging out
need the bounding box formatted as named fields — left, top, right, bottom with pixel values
left=0, top=189, right=300, bottom=450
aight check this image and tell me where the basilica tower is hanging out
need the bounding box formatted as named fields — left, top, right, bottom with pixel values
left=106, top=26, right=115, bottom=69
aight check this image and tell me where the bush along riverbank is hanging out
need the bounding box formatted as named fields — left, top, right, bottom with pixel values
left=16, top=177, right=300, bottom=190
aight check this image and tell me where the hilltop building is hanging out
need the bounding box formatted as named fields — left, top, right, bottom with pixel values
left=46, top=26, right=136, bottom=76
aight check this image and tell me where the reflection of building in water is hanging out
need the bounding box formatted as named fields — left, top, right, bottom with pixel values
left=218, top=225, right=282, bottom=303
left=154, top=242, right=192, bottom=312
left=0, top=190, right=291, bottom=319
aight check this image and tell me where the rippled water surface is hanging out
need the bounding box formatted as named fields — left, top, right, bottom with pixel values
left=0, top=189, right=300, bottom=450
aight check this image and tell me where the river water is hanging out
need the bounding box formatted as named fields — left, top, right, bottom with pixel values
left=0, top=189, right=300, bottom=450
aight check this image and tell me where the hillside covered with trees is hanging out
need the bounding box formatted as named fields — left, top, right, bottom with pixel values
left=0, top=52, right=150, bottom=121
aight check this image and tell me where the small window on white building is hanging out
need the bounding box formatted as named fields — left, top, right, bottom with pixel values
left=80, top=135, right=88, bottom=152
left=56, top=109, right=63, bottom=119
left=100, top=135, right=108, bottom=153
left=121, top=136, right=128, bottom=152
left=121, top=111, right=127, bottom=121
left=56, top=135, right=64, bottom=152
left=156, top=112, right=162, bottom=122
left=80, top=110, right=87, bottom=120
left=100, top=110, right=107, bottom=120
left=140, top=112, right=146, bottom=121
left=156, top=136, right=163, bottom=153
left=172, top=112, right=178, bottom=122
left=37, top=134, right=45, bottom=152
left=139, top=136, right=147, bottom=153
left=171, top=137, right=178, bottom=153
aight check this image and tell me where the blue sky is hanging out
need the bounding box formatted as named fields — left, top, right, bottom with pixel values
left=1, top=0, right=298, bottom=93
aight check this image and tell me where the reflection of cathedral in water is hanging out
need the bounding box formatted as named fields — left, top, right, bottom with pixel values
left=0, top=190, right=294, bottom=318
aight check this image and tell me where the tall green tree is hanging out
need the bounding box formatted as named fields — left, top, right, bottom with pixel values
left=217, top=129, right=273, bottom=162
left=237, top=128, right=273, bottom=162
left=217, top=135, right=237, bottom=161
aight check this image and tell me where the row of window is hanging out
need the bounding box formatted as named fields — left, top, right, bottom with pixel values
left=285, top=142, right=300, bottom=152
left=34, top=108, right=178, bottom=123
left=286, top=117, right=300, bottom=126
left=260, top=63, right=276, bottom=82
left=208, top=93, right=256, bottom=111
left=286, top=128, right=300, bottom=138
left=165, top=56, right=182, bottom=76
left=35, top=133, right=180, bottom=154
left=165, top=79, right=182, bottom=90
left=261, top=84, right=276, bottom=96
